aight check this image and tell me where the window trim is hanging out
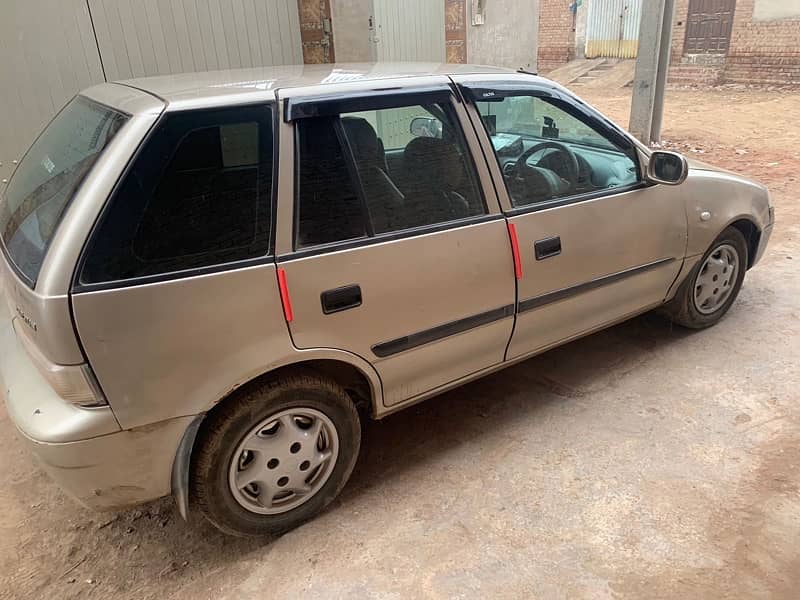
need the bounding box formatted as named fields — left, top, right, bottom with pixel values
left=284, top=86, right=455, bottom=121
left=291, top=92, right=491, bottom=254
left=72, top=101, right=278, bottom=294
left=458, top=82, right=645, bottom=214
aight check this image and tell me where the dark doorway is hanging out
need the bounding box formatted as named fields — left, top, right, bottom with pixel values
left=684, top=0, right=736, bottom=54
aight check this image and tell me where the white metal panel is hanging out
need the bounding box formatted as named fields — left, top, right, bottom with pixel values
left=88, top=0, right=303, bottom=81
left=586, top=0, right=642, bottom=58
left=0, top=0, right=105, bottom=186
left=373, top=0, right=445, bottom=62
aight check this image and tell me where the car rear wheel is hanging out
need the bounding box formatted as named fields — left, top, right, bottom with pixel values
left=191, top=373, right=361, bottom=537
left=664, top=226, right=748, bottom=329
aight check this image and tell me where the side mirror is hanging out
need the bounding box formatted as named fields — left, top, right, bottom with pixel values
left=647, top=151, right=688, bottom=186
left=410, top=117, right=443, bottom=139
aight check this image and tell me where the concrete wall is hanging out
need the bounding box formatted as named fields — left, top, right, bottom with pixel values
left=465, top=0, right=539, bottom=70
left=331, top=0, right=373, bottom=61
left=753, top=0, right=800, bottom=21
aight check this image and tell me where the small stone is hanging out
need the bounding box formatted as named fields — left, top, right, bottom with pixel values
left=85, top=579, right=95, bottom=585
left=126, top=526, right=135, bottom=534
left=67, top=578, right=76, bottom=584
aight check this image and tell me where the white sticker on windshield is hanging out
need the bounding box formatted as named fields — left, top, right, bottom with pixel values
left=42, top=155, right=55, bottom=174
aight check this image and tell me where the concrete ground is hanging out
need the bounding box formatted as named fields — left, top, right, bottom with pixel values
left=2, top=85, right=799, bottom=600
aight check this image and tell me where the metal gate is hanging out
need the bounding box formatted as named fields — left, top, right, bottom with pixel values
left=684, top=0, right=736, bottom=54
left=585, top=0, right=643, bottom=59
left=371, top=0, right=445, bottom=62
left=0, top=0, right=302, bottom=187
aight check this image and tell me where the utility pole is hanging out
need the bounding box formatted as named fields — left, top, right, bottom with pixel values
left=629, top=0, right=676, bottom=144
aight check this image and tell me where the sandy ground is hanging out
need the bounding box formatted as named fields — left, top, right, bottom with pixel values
left=2, top=84, right=799, bottom=600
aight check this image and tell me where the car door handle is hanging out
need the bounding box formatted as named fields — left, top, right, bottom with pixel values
left=535, top=236, right=562, bottom=260
left=321, top=284, right=362, bottom=314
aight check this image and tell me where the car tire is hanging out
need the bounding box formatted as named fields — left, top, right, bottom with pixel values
left=190, top=373, right=361, bottom=537
left=664, top=226, right=748, bottom=330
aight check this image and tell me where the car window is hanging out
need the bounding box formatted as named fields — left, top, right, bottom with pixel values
left=476, top=95, right=638, bottom=208
left=295, top=100, right=486, bottom=249
left=80, top=105, right=273, bottom=285
left=0, top=96, right=128, bottom=286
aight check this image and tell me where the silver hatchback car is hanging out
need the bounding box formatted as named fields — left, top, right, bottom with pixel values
left=0, top=63, right=773, bottom=536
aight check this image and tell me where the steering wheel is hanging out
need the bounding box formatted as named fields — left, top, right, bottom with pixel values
left=512, top=141, right=580, bottom=198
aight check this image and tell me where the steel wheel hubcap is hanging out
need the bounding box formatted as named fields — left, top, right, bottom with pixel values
left=694, top=243, right=739, bottom=315
left=228, top=408, right=339, bottom=515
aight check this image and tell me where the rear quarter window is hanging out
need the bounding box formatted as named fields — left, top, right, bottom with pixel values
left=0, top=96, right=128, bottom=286
left=80, top=105, right=274, bottom=286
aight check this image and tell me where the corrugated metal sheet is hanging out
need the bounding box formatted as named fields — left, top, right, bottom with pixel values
left=373, top=0, right=445, bottom=62
left=585, top=0, right=642, bottom=59
left=88, top=0, right=303, bottom=80
left=1, top=1, right=303, bottom=186
left=0, top=0, right=105, bottom=184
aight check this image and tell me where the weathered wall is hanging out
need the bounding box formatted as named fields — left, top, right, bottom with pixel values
left=466, top=0, right=539, bottom=70
left=446, top=0, right=468, bottom=63
left=297, top=0, right=335, bottom=63
left=331, top=0, right=373, bottom=61
left=725, top=0, right=800, bottom=84
left=537, top=0, right=575, bottom=72
left=752, top=0, right=800, bottom=21
left=671, top=0, right=800, bottom=85
left=574, top=0, right=590, bottom=59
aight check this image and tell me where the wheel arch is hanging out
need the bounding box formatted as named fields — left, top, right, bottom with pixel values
left=170, top=350, right=382, bottom=519
left=727, top=217, right=761, bottom=269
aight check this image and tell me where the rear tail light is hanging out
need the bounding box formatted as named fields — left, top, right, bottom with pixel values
left=13, top=322, right=107, bottom=408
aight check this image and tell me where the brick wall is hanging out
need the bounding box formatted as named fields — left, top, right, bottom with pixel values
left=445, top=0, right=467, bottom=63
left=537, top=0, right=575, bottom=72
left=670, top=0, right=800, bottom=85
left=297, top=0, right=335, bottom=63
left=724, top=0, right=800, bottom=85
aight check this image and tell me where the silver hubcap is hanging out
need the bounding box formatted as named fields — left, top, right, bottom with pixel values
left=228, top=408, right=339, bottom=515
left=694, top=243, right=739, bottom=315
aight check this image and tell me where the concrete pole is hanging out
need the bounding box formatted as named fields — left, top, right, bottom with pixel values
left=629, top=0, right=675, bottom=144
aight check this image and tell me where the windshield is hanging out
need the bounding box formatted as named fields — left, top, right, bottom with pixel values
left=0, top=96, right=128, bottom=286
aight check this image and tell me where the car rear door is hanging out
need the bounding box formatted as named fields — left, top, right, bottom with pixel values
left=275, top=78, right=516, bottom=408
left=453, top=74, right=686, bottom=360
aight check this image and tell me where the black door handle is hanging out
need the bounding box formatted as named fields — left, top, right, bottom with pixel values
left=535, top=236, right=561, bottom=260
left=321, top=284, right=362, bottom=314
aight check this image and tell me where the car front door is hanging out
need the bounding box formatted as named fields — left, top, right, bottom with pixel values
left=453, top=74, right=687, bottom=360
left=275, top=80, right=516, bottom=408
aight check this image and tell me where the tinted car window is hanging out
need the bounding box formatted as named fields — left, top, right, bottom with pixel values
left=0, top=96, right=128, bottom=285
left=81, top=105, right=273, bottom=285
left=295, top=101, right=485, bottom=248
left=476, top=95, right=638, bottom=207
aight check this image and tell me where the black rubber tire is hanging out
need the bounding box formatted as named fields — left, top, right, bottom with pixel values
left=190, top=373, right=361, bottom=537
left=664, top=226, right=748, bottom=330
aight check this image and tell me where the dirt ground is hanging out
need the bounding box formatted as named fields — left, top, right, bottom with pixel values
left=2, top=84, right=799, bottom=600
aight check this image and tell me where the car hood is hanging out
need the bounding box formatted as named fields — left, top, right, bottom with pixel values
left=686, top=157, right=738, bottom=176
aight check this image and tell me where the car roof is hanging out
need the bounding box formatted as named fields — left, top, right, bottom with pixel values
left=116, top=62, right=527, bottom=106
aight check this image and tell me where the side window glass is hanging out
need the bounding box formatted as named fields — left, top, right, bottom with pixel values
left=295, top=117, right=367, bottom=248
left=476, top=95, right=638, bottom=208
left=81, top=106, right=273, bottom=285
left=295, top=99, right=486, bottom=248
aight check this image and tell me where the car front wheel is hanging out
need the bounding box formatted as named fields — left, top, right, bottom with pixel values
left=664, top=226, right=748, bottom=329
left=191, top=373, right=361, bottom=537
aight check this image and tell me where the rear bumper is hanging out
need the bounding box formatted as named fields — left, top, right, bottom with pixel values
left=13, top=416, right=194, bottom=510
left=0, top=300, right=191, bottom=510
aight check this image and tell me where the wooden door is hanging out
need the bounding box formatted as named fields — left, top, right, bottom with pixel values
left=684, top=0, right=736, bottom=54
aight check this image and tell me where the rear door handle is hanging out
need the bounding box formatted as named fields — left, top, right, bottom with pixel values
left=535, top=236, right=561, bottom=260
left=321, top=284, right=362, bottom=314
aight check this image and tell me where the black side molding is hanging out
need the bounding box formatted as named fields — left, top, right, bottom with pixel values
left=519, top=257, right=676, bottom=313
left=372, top=304, right=514, bottom=358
